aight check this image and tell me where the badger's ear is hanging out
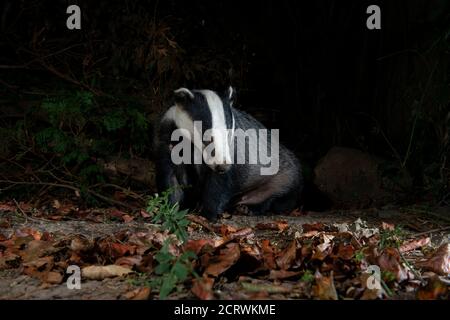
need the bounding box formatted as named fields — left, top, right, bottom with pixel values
left=174, top=88, right=194, bottom=103
left=227, top=86, right=236, bottom=105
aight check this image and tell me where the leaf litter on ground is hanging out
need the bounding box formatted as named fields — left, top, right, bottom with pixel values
left=0, top=202, right=449, bottom=300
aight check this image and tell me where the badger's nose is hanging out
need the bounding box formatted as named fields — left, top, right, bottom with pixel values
left=214, top=165, right=230, bottom=174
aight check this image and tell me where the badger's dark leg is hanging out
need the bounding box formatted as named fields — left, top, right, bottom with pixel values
left=269, top=190, right=299, bottom=214
left=200, top=172, right=233, bottom=221
left=155, top=144, right=187, bottom=206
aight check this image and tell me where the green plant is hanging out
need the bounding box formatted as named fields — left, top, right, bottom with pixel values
left=300, top=270, right=314, bottom=282
left=150, top=240, right=197, bottom=299
left=353, top=249, right=366, bottom=263
left=379, top=225, right=405, bottom=249
left=147, top=188, right=190, bottom=243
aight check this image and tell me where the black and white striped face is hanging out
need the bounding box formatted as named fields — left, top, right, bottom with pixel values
left=163, top=87, right=236, bottom=173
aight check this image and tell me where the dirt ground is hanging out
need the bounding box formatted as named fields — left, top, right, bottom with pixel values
left=0, top=206, right=449, bottom=300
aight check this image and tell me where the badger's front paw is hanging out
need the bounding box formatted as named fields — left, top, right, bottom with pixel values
left=235, top=204, right=251, bottom=215
left=200, top=209, right=218, bottom=222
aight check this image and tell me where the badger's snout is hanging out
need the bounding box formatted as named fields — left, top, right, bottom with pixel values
left=212, top=164, right=231, bottom=174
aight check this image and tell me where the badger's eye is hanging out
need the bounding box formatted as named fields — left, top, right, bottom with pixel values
left=206, top=136, right=215, bottom=157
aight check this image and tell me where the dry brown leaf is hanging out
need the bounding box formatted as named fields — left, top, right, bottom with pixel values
left=336, top=243, right=355, bottom=260
left=416, top=243, right=450, bottom=275
left=0, top=203, right=16, bottom=212
left=21, top=240, right=55, bottom=263
left=377, top=247, right=408, bottom=282
left=82, top=265, right=133, bottom=280
left=204, top=243, right=240, bottom=277
left=276, top=240, right=297, bottom=270
left=302, top=230, right=320, bottom=238
left=399, top=237, right=431, bottom=253
left=186, top=214, right=216, bottom=233
left=303, top=222, right=326, bottom=232
left=140, top=209, right=151, bottom=218
left=115, top=255, right=143, bottom=268
left=123, top=287, right=151, bottom=300
left=191, top=276, right=214, bottom=300
left=122, top=214, right=134, bottom=223
left=184, top=239, right=215, bottom=255
left=256, top=220, right=289, bottom=232
left=16, top=228, right=42, bottom=240
left=381, top=222, right=395, bottom=231
left=99, top=241, right=136, bottom=259
left=313, top=271, right=338, bottom=300
left=70, top=236, right=94, bottom=252
left=45, top=271, right=63, bottom=284
left=269, top=269, right=301, bottom=280
left=417, top=275, right=448, bottom=300
left=109, top=209, right=126, bottom=219
left=260, top=240, right=277, bottom=269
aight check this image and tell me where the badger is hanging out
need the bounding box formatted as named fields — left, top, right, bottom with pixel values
left=155, top=87, right=302, bottom=220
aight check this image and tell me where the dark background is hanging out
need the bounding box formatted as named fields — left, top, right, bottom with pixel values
left=0, top=0, right=449, bottom=207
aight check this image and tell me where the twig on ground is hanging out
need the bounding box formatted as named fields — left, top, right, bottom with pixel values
left=1, top=180, right=136, bottom=210
left=413, top=226, right=450, bottom=237
left=12, top=198, right=28, bottom=224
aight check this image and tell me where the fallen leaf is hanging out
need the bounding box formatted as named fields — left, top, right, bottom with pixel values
left=276, top=240, right=297, bottom=270
left=399, top=237, right=431, bottom=253
left=184, top=239, right=215, bottom=255
left=123, top=287, right=151, bottom=300
left=191, top=276, right=214, bottom=300
left=416, top=243, right=450, bottom=275
left=17, top=228, right=42, bottom=240
left=140, top=209, right=151, bottom=218
left=122, top=214, right=134, bottom=223
left=109, top=209, right=126, bottom=219
left=0, top=203, right=16, bottom=212
left=115, top=255, right=143, bottom=268
left=82, top=265, right=133, bottom=280
left=52, top=200, right=61, bottom=209
left=218, top=227, right=254, bottom=248
left=256, top=220, right=289, bottom=232
left=99, top=241, right=136, bottom=259
left=313, top=271, right=338, bottom=300
left=45, top=271, right=63, bottom=284
left=21, top=240, right=55, bottom=263
left=70, top=236, right=94, bottom=252
left=316, top=234, right=334, bottom=252
left=381, top=222, right=395, bottom=231
left=417, top=275, right=448, bottom=300
left=303, top=223, right=326, bottom=232
left=204, top=243, right=240, bottom=277
left=260, top=240, right=277, bottom=269
left=186, top=214, right=216, bottom=233
left=336, top=243, right=355, bottom=260
left=353, top=218, right=379, bottom=239
left=377, top=247, right=408, bottom=282
left=302, top=230, right=320, bottom=238
left=217, top=224, right=238, bottom=236
left=269, top=270, right=301, bottom=280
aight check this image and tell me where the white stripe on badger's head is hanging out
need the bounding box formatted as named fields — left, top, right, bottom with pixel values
left=198, top=90, right=234, bottom=169
left=162, top=96, right=203, bottom=154
left=174, top=87, right=194, bottom=99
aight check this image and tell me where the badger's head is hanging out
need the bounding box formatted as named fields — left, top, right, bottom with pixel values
left=166, top=87, right=236, bottom=174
